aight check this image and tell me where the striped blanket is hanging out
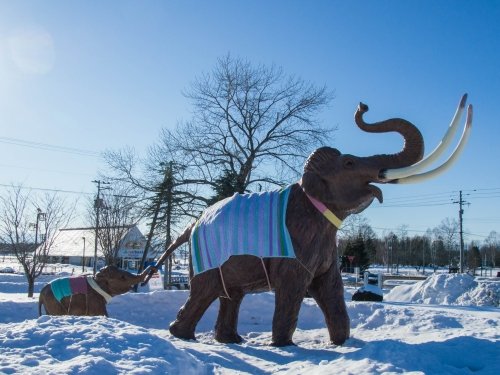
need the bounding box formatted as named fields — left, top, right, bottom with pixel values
left=50, top=276, right=88, bottom=302
left=191, top=186, right=295, bottom=275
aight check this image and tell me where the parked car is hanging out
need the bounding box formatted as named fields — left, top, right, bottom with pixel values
left=0, top=266, right=15, bottom=274
left=363, top=272, right=379, bottom=285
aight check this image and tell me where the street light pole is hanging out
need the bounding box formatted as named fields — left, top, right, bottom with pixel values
left=33, top=208, right=46, bottom=259
left=82, top=237, right=86, bottom=273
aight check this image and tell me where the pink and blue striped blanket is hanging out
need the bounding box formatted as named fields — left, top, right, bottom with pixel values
left=191, top=186, right=295, bottom=274
left=50, top=276, right=88, bottom=302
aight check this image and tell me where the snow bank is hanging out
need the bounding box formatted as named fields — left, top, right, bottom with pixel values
left=385, top=273, right=500, bottom=307
left=0, top=316, right=205, bottom=374
left=1, top=266, right=499, bottom=374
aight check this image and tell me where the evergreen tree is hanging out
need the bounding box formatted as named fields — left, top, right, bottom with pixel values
left=344, top=234, right=370, bottom=273
left=467, top=246, right=481, bottom=275
left=208, top=169, right=246, bottom=205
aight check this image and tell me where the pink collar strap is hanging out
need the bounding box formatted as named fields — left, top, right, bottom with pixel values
left=304, top=193, right=343, bottom=228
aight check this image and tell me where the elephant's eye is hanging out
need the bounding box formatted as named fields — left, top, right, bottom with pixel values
left=343, top=159, right=354, bottom=168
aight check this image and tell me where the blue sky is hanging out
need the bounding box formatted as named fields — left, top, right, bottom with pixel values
left=1, top=1, right=499, bottom=243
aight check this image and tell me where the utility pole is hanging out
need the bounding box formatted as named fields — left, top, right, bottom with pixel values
left=452, top=190, right=469, bottom=273
left=459, top=191, right=465, bottom=273
left=92, top=180, right=110, bottom=275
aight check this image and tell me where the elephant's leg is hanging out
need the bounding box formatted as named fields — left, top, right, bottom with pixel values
left=271, top=275, right=308, bottom=346
left=214, top=290, right=244, bottom=344
left=307, top=263, right=350, bottom=345
left=169, top=271, right=220, bottom=340
left=84, top=293, right=109, bottom=316
left=44, top=298, right=67, bottom=315
left=40, top=289, right=67, bottom=316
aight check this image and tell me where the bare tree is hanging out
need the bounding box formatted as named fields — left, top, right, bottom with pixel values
left=161, top=54, right=334, bottom=197
left=101, top=152, right=199, bottom=277
left=482, top=230, right=499, bottom=268
left=339, top=214, right=372, bottom=240
left=0, top=186, right=75, bottom=297
left=86, top=183, right=142, bottom=267
left=103, top=55, right=334, bottom=269
left=375, top=232, right=398, bottom=273
left=103, top=147, right=201, bottom=223
left=434, top=217, right=460, bottom=266
left=467, top=245, right=482, bottom=275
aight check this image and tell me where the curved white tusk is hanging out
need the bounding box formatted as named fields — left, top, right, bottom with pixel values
left=394, top=104, right=473, bottom=184
left=382, top=94, right=468, bottom=181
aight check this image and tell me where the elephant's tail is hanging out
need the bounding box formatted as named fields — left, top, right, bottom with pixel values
left=38, top=286, right=49, bottom=316
left=38, top=298, right=43, bottom=317
left=141, top=222, right=194, bottom=286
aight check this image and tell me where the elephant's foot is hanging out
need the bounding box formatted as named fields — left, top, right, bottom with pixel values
left=270, top=339, right=296, bottom=347
left=330, top=330, right=349, bottom=346
left=328, top=310, right=350, bottom=346
left=169, top=321, right=196, bottom=341
left=215, top=331, right=243, bottom=344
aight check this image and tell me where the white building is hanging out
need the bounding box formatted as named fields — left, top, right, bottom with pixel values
left=46, top=225, right=151, bottom=271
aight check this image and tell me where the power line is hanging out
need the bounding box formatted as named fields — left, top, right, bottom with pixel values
left=385, top=191, right=454, bottom=202
left=467, top=217, right=500, bottom=223
left=0, top=136, right=101, bottom=157
left=370, top=226, right=430, bottom=234
left=0, top=163, right=96, bottom=178
left=462, top=187, right=500, bottom=193
left=377, top=191, right=456, bottom=208
left=0, top=183, right=93, bottom=196
left=467, top=195, right=500, bottom=200
left=370, top=225, right=493, bottom=240
left=380, top=200, right=454, bottom=208
left=385, top=188, right=500, bottom=202
left=372, top=189, right=500, bottom=209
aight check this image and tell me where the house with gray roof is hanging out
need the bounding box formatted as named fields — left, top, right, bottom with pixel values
left=46, top=225, right=152, bottom=271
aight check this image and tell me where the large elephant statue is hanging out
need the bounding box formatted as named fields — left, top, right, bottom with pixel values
left=39, top=265, right=150, bottom=316
left=145, top=94, right=472, bottom=346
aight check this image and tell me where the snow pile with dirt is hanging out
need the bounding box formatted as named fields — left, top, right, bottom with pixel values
left=385, top=273, right=500, bottom=307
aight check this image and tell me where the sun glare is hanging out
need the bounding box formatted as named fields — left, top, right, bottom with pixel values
left=7, top=26, right=55, bottom=75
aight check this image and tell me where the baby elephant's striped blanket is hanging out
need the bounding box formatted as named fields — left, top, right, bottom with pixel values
left=50, top=276, right=88, bottom=302
left=191, top=186, right=296, bottom=275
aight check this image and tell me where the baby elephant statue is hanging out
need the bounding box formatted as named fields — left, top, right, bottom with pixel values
left=39, top=265, right=150, bottom=316
left=144, top=94, right=473, bottom=346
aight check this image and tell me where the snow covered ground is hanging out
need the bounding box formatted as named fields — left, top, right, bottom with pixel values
left=0, top=263, right=499, bottom=374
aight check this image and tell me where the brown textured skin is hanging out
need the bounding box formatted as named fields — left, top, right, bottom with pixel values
left=38, top=266, right=148, bottom=317
left=169, top=184, right=350, bottom=346
left=166, top=104, right=425, bottom=346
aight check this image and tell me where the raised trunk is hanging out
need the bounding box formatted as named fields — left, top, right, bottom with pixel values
left=138, top=266, right=153, bottom=282
left=355, top=103, right=424, bottom=172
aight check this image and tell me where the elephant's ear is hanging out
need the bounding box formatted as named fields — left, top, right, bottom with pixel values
left=301, top=171, right=334, bottom=202
left=95, top=267, right=106, bottom=279
left=302, top=147, right=339, bottom=202
left=95, top=267, right=110, bottom=283
left=95, top=272, right=110, bottom=290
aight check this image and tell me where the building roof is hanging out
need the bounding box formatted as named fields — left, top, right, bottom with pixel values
left=47, top=225, right=147, bottom=259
